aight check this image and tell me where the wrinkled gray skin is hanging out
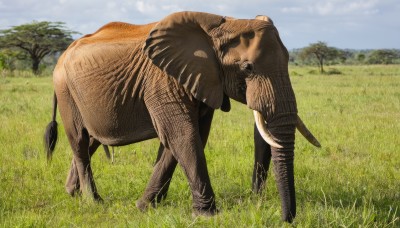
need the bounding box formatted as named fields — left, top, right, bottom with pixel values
left=44, top=11, right=317, bottom=222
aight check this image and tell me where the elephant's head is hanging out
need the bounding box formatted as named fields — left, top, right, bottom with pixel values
left=144, top=11, right=320, bottom=222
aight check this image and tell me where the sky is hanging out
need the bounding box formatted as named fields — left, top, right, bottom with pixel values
left=1, top=0, right=399, bottom=50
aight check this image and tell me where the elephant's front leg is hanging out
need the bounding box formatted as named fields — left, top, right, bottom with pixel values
left=137, top=105, right=215, bottom=212
left=173, top=135, right=216, bottom=215
left=142, top=88, right=216, bottom=215
left=159, top=127, right=216, bottom=215
left=252, top=123, right=272, bottom=193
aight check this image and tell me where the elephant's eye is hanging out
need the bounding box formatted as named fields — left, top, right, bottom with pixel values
left=240, top=61, right=254, bottom=73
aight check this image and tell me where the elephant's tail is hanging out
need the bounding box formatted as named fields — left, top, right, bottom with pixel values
left=44, top=92, right=58, bottom=161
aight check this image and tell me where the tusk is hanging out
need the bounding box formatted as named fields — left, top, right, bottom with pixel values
left=253, top=110, right=283, bottom=149
left=296, top=116, right=321, bottom=148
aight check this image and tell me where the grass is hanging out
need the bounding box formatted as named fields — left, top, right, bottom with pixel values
left=0, top=65, right=399, bottom=227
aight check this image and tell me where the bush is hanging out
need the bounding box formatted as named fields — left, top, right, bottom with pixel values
left=290, top=71, right=303, bottom=76
left=308, top=69, right=318, bottom=75
left=325, top=68, right=342, bottom=75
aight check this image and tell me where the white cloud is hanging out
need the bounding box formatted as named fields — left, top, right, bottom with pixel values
left=281, top=7, right=306, bottom=14
left=314, top=2, right=334, bottom=15
left=281, top=0, right=380, bottom=16
left=106, top=2, right=117, bottom=9
left=135, top=1, right=158, bottom=14
left=161, top=4, right=182, bottom=12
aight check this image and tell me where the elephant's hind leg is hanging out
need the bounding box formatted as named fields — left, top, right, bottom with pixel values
left=66, top=128, right=102, bottom=201
left=65, top=137, right=101, bottom=198
left=65, top=158, right=80, bottom=196
left=136, top=143, right=178, bottom=211
left=58, top=99, right=101, bottom=201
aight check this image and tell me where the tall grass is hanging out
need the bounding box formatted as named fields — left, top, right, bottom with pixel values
left=0, top=65, right=399, bottom=227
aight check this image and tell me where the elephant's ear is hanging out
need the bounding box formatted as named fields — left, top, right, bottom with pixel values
left=144, top=12, right=225, bottom=109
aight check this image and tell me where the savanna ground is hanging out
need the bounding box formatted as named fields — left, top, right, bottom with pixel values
left=0, top=65, right=399, bottom=227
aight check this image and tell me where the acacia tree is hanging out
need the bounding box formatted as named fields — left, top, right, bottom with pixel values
left=0, top=21, right=77, bottom=74
left=299, top=41, right=338, bottom=73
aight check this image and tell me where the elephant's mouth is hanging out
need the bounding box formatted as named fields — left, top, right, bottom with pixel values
left=253, top=110, right=321, bottom=148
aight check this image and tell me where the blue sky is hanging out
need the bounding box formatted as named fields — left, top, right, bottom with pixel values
left=1, top=0, right=399, bottom=49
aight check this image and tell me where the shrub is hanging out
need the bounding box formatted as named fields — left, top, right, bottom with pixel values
left=325, top=68, right=342, bottom=75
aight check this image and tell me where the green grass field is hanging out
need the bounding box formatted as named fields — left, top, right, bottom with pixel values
left=1, top=65, right=399, bottom=227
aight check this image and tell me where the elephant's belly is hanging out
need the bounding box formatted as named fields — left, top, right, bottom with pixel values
left=82, top=103, right=158, bottom=146
left=95, top=126, right=158, bottom=146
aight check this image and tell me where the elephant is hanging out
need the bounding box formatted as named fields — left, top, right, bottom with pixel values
left=44, top=11, right=320, bottom=222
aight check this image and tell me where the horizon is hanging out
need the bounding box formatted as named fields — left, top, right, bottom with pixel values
left=1, top=0, right=399, bottom=50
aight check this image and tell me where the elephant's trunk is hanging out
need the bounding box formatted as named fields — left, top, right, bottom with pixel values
left=253, top=111, right=297, bottom=223
left=269, top=114, right=297, bottom=223
left=272, top=146, right=296, bottom=223
left=247, top=75, right=316, bottom=222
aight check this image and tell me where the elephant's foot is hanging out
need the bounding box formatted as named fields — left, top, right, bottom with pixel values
left=93, top=192, right=104, bottom=202
left=66, top=183, right=80, bottom=197
left=136, top=198, right=156, bottom=212
left=252, top=181, right=266, bottom=194
left=79, top=191, right=104, bottom=203
left=136, top=189, right=168, bottom=211
left=155, top=190, right=169, bottom=203
left=192, top=198, right=218, bottom=217
left=66, top=184, right=103, bottom=203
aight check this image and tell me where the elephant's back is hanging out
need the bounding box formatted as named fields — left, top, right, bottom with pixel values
left=70, top=21, right=156, bottom=47
left=53, top=24, right=158, bottom=146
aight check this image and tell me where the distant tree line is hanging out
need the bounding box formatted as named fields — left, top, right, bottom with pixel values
left=1, top=21, right=399, bottom=76
left=290, top=41, right=400, bottom=73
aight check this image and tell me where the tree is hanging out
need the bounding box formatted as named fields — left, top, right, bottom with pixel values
left=0, top=49, right=27, bottom=71
left=0, top=21, right=78, bottom=74
left=357, top=53, right=366, bottom=63
left=367, top=49, right=398, bottom=64
left=337, top=49, right=353, bottom=64
left=299, top=41, right=338, bottom=73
